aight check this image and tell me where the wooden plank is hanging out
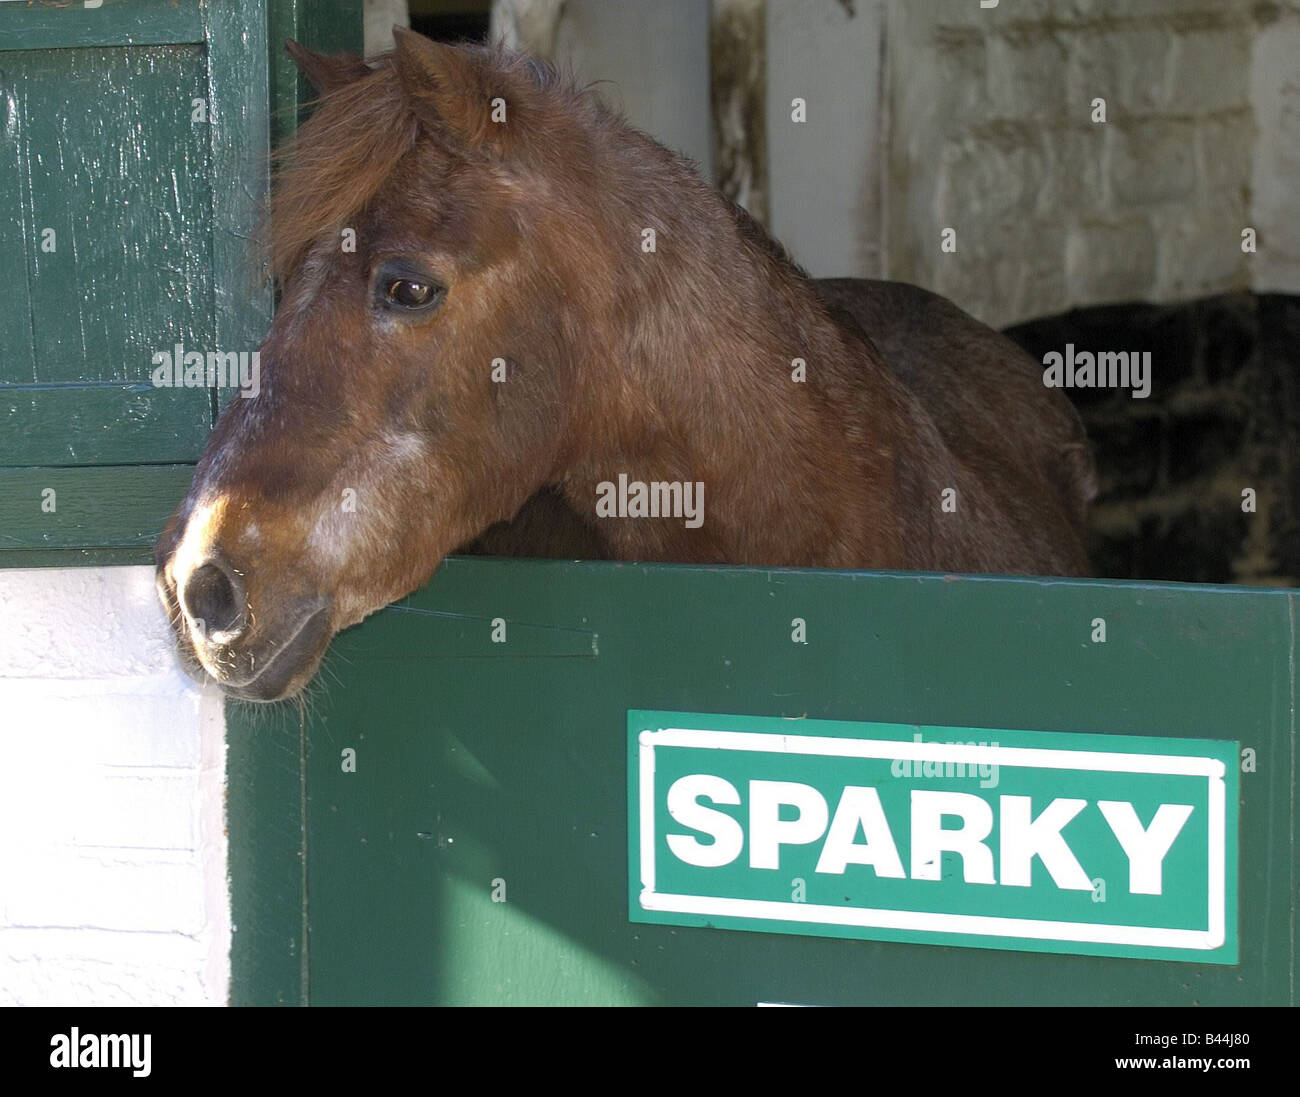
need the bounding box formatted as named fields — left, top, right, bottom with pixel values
left=0, top=0, right=203, bottom=50
left=0, top=546, right=155, bottom=568
left=12, top=45, right=214, bottom=388
left=0, top=73, right=35, bottom=381
left=345, top=600, right=598, bottom=660
left=205, top=0, right=273, bottom=368
left=227, top=702, right=309, bottom=1007
left=0, top=464, right=193, bottom=549
left=0, top=382, right=210, bottom=465
left=267, top=0, right=365, bottom=148
left=266, top=0, right=303, bottom=150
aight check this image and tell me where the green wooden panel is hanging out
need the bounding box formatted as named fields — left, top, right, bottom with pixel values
left=268, top=0, right=364, bottom=147
left=0, top=464, right=194, bottom=551
left=0, top=546, right=157, bottom=568
left=0, top=44, right=214, bottom=459
left=227, top=702, right=309, bottom=1008
left=0, top=0, right=203, bottom=50
left=0, top=68, right=34, bottom=378
left=254, top=561, right=1294, bottom=1006
left=0, top=0, right=363, bottom=560
left=205, top=0, right=273, bottom=368
left=0, top=384, right=209, bottom=466
left=0, top=0, right=292, bottom=558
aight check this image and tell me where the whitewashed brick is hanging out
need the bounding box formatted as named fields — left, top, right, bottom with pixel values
left=0, top=682, right=202, bottom=768
left=0, top=766, right=196, bottom=852
left=0, top=929, right=214, bottom=1006
left=1151, top=202, right=1251, bottom=298
left=1066, top=28, right=1176, bottom=116
left=986, top=30, right=1069, bottom=122
left=932, top=218, right=1069, bottom=330
left=1038, top=125, right=1109, bottom=217
left=0, top=567, right=179, bottom=679
left=884, top=0, right=1281, bottom=323
left=935, top=133, right=1046, bottom=224
left=1248, top=10, right=1300, bottom=291
left=1168, top=28, right=1252, bottom=114
left=915, top=29, right=991, bottom=132
left=1066, top=216, right=1158, bottom=303
left=926, top=0, right=1239, bottom=32
left=0, top=567, right=228, bottom=1005
left=1107, top=118, right=1197, bottom=206
left=3, top=849, right=207, bottom=934
left=1197, top=109, right=1254, bottom=197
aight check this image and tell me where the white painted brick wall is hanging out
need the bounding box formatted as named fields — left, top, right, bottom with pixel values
left=0, top=567, right=227, bottom=1006
left=1250, top=1, right=1300, bottom=292
left=881, top=0, right=1293, bottom=329
left=496, top=0, right=1298, bottom=322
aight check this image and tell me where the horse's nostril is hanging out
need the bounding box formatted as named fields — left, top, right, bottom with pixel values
left=182, top=561, right=246, bottom=640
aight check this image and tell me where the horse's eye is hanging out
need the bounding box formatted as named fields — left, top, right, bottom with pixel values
left=374, top=263, right=445, bottom=315
left=387, top=279, right=435, bottom=309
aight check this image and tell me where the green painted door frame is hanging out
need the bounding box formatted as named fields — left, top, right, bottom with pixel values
left=0, top=0, right=360, bottom=568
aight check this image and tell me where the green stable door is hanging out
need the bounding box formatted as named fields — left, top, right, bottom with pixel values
left=229, top=560, right=1296, bottom=1006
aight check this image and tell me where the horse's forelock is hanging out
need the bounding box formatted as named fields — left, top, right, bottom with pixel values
left=266, top=45, right=593, bottom=285
left=266, top=65, right=419, bottom=282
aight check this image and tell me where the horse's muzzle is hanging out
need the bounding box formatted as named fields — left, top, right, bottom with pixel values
left=156, top=558, right=333, bottom=702
left=217, top=605, right=333, bottom=701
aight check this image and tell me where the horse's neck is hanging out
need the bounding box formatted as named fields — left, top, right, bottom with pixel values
left=561, top=207, right=910, bottom=566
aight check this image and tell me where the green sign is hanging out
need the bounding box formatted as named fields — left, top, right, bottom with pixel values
left=628, top=711, right=1238, bottom=963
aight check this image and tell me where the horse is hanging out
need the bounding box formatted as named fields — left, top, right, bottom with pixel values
left=155, top=28, right=1096, bottom=702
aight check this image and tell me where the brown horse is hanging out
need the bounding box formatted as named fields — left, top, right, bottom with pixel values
left=156, top=28, right=1095, bottom=701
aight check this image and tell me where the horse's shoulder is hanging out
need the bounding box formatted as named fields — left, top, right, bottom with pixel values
left=813, top=277, right=1097, bottom=550
left=813, top=278, right=982, bottom=357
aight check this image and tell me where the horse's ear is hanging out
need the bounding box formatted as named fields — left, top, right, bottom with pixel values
left=285, top=39, right=370, bottom=96
left=390, top=26, right=499, bottom=152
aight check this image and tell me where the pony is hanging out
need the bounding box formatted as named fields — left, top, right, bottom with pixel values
left=156, top=28, right=1095, bottom=701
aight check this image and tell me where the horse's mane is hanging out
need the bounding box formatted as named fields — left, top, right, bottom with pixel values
left=725, top=194, right=810, bottom=280
left=267, top=43, right=807, bottom=293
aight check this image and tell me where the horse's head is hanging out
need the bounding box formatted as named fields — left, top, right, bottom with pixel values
left=156, top=31, right=612, bottom=700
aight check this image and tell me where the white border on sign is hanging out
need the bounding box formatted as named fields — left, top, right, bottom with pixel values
left=636, top=728, right=1227, bottom=951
